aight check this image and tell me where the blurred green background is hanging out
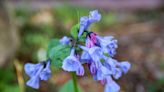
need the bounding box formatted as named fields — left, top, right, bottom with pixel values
left=0, top=0, right=163, bottom=92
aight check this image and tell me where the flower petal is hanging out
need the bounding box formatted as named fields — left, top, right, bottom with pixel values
left=105, top=77, right=120, bottom=92
left=26, top=76, right=40, bottom=89
left=24, top=63, right=42, bottom=77
left=62, top=56, right=81, bottom=72
left=60, top=36, right=70, bottom=45
left=40, top=61, right=51, bottom=81
left=119, top=61, right=131, bottom=74
left=81, top=51, right=91, bottom=63
left=113, top=68, right=122, bottom=80
left=94, top=66, right=111, bottom=80
left=89, top=10, right=101, bottom=23
left=78, top=16, right=89, bottom=37
left=76, top=66, right=84, bottom=76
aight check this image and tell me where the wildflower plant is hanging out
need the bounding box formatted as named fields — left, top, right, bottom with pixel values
left=24, top=10, right=131, bottom=92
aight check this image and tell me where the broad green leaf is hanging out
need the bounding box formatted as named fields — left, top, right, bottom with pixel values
left=48, top=45, right=70, bottom=59
left=47, top=40, right=70, bottom=68
left=48, top=39, right=60, bottom=49
left=59, top=79, right=83, bottom=92
left=49, top=46, right=70, bottom=68
left=71, top=24, right=79, bottom=40
left=47, top=39, right=60, bottom=55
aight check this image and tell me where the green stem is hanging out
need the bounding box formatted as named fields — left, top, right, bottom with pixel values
left=72, top=72, right=78, bottom=92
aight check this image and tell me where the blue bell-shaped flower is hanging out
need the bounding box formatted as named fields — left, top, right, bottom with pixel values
left=24, top=63, right=43, bottom=78
left=104, top=76, right=120, bottom=92
left=26, top=65, right=43, bottom=89
left=81, top=51, right=92, bottom=63
left=60, top=36, right=71, bottom=45
left=76, top=66, right=84, bottom=76
left=40, top=60, right=51, bottom=81
left=112, top=68, right=122, bottom=80
left=88, top=10, right=101, bottom=23
left=119, top=61, right=131, bottom=74
left=79, top=45, right=103, bottom=64
left=78, top=10, right=101, bottom=38
left=78, top=16, right=89, bottom=38
left=62, top=48, right=84, bottom=76
left=94, top=66, right=112, bottom=80
left=26, top=76, right=40, bottom=89
left=96, top=36, right=118, bottom=57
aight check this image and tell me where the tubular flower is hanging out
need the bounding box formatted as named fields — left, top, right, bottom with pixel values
left=62, top=48, right=84, bottom=76
left=61, top=10, right=130, bottom=92
left=24, top=60, right=51, bottom=89
left=24, top=10, right=131, bottom=92
left=39, top=60, right=51, bottom=81
left=104, top=76, right=120, bottom=92
left=96, top=36, right=118, bottom=57
left=78, top=10, right=101, bottom=38
left=60, top=36, right=71, bottom=45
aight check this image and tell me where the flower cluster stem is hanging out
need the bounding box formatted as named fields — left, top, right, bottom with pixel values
left=72, top=72, right=78, bottom=92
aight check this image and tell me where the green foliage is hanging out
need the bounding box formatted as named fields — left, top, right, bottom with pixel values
left=71, top=24, right=80, bottom=40
left=71, top=23, right=87, bottom=43
left=147, top=79, right=164, bottom=92
left=24, top=33, right=49, bottom=48
left=78, top=31, right=87, bottom=43
left=0, top=67, right=17, bottom=92
left=59, top=79, right=83, bottom=92
left=47, top=39, right=70, bottom=68
left=47, top=39, right=60, bottom=53
left=3, top=85, right=19, bottom=92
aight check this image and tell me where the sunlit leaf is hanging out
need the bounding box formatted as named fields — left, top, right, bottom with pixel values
left=47, top=39, right=70, bottom=68
left=71, top=24, right=79, bottom=40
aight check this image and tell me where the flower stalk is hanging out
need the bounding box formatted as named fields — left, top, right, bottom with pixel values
left=72, top=72, right=79, bottom=92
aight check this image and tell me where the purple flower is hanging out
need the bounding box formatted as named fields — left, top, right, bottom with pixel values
left=112, top=68, right=122, bottom=80
left=24, top=63, right=43, bottom=78
left=79, top=45, right=103, bottom=64
left=119, top=61, right=131, bottom=74
left=78, top=16, right=89, bottom=38
left=62, top=48, right=84, bottom=76
left=76, top=66, right=84, bottom=76
left=93, top=66, right=112, bottom=80
left=104, top=76, right=120, bottom=92
left=103, top=57, right=117, bottom=74
left=89, top=62, right=97, bottom=75
left=81, top=51, right=91, bottom=63
left=26, top=76, right=40, bottom=89
left=88, top=10, right=101, bottom=23
left=24, top=60, right=51, bottom=89
left=96, top=36, right=118, bottom=57
left=103, top=56, right=130, bottom=79
left=40, top=60, right=51, bottom=80
left=78, top=10, right=101, bottom=38
left=25, top=63, right=43, bottom=89
left=60, top=36, right=71, bottom=45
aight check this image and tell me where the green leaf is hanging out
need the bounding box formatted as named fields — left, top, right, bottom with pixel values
left=71, top=23, right=87, bottom=43
left=47, top=39, right=61, bottom=59
left=71, top=24, right=79, bottom=40
left=47, top=39, right=60, bottom=53
left=59, top=79, right=83, bottom=92
left=47, top=39, right=71, bottom=68
left=49, top=45, right=70, bottom=59
left=78, top=31, right=87, bottom=42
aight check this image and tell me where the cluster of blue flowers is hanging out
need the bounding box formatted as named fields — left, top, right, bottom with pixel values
left=24, top=10, right=130, bottom=92
left=24, top=60, right=51, bottom=89
left=60, top=10, right=131, bottom=92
